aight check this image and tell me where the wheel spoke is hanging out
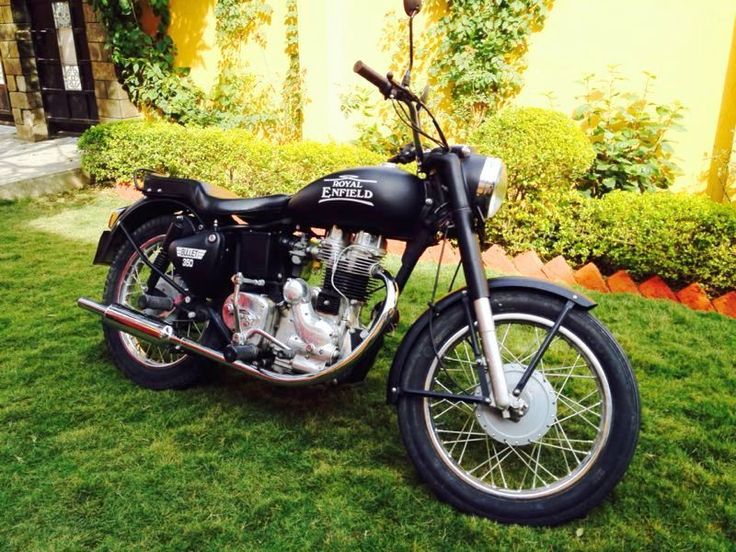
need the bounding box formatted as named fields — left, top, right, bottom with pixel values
left=432, top=398, right=474, bottom=420
left=447, top=413, right=475, bottom=456
left=534, top=439, right=590, bottom=456
left=509, top=444, right=557, bottom=486
left=553, top=400, right=602, bottom=430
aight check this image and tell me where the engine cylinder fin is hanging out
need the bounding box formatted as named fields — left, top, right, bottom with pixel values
left=319, top=229, right=386, bottom=303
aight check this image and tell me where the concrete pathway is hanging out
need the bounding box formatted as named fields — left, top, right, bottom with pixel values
left=0, top=125, right=87, bottom=200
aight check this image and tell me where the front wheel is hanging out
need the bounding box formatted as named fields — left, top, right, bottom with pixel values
left=397, top=290, right=640, bottom=525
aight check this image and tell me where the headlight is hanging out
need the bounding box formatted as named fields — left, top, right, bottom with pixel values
left=478, top=156, right=508, bottom=218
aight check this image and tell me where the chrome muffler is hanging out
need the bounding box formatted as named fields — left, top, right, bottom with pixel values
left=77, top=270, right=398, bottom=386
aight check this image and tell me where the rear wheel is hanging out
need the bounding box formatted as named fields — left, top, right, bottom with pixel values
left=102, top=215, right=215, bottom=389
left=397, top=290, right=640, bottom=525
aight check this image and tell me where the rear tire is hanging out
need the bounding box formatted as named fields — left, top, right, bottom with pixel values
left=397, top=290, right=640, bottom=525
left=102, top=215, right=215, bottom=390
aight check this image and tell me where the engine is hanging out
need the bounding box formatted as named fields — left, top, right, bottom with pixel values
left=221, top=226, right=387, bottom=375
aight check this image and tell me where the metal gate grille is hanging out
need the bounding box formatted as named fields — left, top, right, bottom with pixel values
left=28, top=0, right=98, bottom=132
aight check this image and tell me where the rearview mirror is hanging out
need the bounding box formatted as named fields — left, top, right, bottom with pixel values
left=403, top=0, right=422, bottom=16
left=420, top=85, right=430, bottom=104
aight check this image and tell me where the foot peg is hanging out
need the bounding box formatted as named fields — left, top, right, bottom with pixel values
left=224, top=343, right=259, bottom=363
left=138, top=293, right=174, bottom=311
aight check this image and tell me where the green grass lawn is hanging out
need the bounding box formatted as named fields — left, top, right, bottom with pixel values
left=1, top=191, right=734, bottom=551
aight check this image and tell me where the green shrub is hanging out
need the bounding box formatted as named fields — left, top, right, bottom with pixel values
left=78, top=120, right=384, bottom=197
left=488, top=190, right=736, bottom=294
left=573, top=72, right=684, bottom=197
left=486, top=188, right=596, bottom=261
left=471, top=107, right=595, bottom=201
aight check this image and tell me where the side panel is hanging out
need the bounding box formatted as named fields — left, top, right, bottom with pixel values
left=385, top=277, right=596, bottom=404
left=287, top=166, right=426, bottom=240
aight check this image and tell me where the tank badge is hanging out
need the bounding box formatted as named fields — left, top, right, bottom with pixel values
left=319, top=175, right=376, bottom=207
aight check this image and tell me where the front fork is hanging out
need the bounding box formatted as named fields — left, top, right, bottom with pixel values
left=431, top=153, right=522, bottom=414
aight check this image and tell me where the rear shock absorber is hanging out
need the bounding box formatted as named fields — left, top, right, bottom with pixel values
left=145, top=217, right=187, bottom=292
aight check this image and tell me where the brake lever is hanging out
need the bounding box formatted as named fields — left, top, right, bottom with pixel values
left=387, top=72, right=420, bottom=105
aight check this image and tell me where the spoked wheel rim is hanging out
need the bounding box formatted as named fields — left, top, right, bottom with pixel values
left=422, top=313, right=613, bottom=499
left=115, top=235, right=205, bottom=368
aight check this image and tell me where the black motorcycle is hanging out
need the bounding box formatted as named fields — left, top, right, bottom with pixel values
left=78, top=0, right=640, bottom=525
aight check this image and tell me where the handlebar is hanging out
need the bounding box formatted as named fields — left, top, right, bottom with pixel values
left=353, top=60, right=392, bottom=98
left=353, top=59, right=449, bottom=156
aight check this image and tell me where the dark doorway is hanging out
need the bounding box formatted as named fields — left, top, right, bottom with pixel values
left=27, top=0, right=98, bottom=133
left=0, top=56, right=12, bottom=123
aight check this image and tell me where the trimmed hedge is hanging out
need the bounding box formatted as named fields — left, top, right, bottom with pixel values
left=472, top=107, right=595, bottom=200
left=80, top=121, right=735, bottom=294
left=488, top=190, right=736, bottom=294
left=78, top=120, right=384, bottom=197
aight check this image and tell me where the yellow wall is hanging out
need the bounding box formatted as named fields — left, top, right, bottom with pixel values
left=167, top=0, right=218, bottom=92
left=297, top=0, right=396, bottom=141
left=515, top=0, right=736, bottom=193
left=168, top=0, right=396, bottom=141
left=168, top=0, right=736, bottom=196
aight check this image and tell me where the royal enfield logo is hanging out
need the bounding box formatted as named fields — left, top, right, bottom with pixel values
left=319, top=175, right=376, bottom=207
left=176, top=247, right=207, bottom=260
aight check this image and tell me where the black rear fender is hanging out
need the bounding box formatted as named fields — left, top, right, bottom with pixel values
left=386, top=276, right=596, bottom=404
left=93, top=198, right=203, bottom=265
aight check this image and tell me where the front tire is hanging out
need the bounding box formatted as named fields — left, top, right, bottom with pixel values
left=102, top=215, right=214, bottom=389
left=397, top=290, right=640, bottom=525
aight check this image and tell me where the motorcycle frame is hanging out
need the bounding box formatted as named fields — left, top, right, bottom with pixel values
left=90, top=23, right=600, bottom=413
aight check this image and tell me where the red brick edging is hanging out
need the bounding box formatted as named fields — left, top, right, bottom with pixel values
left=385, top=240, right=736, bottom=319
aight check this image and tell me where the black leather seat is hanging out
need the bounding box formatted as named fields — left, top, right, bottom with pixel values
left=142, top=174, right=290, bottom=222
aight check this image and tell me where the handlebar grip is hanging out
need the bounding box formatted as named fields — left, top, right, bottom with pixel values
left=353, top=60, right=392, bottom=97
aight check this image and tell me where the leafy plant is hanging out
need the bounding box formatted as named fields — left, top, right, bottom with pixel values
left=92, top=0, right=306, bottom=137
left=340, top=87, right=411, bottom=154
left=214, top=0, right=272, bottom=49
left=426, top=0, right=553, bottom=126
left=208, top=0, right=307, bottom=142
left=207, top=0, right=281, bottom=135
left=472, top=107, right=594, bottom=201
left=573, top=71, right=685, bottom=197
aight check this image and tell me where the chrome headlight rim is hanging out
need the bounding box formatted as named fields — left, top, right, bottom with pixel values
left=477, top=156, right=508, bottom=218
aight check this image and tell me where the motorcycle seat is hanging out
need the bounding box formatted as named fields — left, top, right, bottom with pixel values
left=142, top=174, right=290, bottom=222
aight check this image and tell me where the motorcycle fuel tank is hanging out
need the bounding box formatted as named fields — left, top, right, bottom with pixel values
left=287, top=166, right=425, bottom=240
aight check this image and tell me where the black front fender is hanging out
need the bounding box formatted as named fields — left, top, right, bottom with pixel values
left=386, top=276, right=595, bottom=405
left=93, top=198, right=203, bottom=265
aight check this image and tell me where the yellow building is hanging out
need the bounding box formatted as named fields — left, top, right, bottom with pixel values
left=168, top=0, right=736, bottom=201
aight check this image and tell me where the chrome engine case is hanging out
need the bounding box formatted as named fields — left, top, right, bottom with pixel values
left=228, top=226, right=386, bottom=376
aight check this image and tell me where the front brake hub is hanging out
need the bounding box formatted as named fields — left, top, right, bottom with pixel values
left=474, top=364, right=557, bottom=446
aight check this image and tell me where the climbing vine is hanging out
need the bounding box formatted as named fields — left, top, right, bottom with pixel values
left=210, top=0, right=304, bottom=141
left=280, top=0, right=304, bottom=141
left=92, top=0, right=303, bottom=139
left=209, top=0, right=275, bottom=132
left=345, top=0, right=554, bottom=147
left=89, top=0, right=208, bottom=124
left=214, top=0, right=272, bottom=64
left=427, top=0, right=554, bottom=125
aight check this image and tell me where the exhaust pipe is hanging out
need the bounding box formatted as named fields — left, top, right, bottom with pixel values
left=77, top=270, right=398, bottom=386
left=78, top=297, right=175, bottom=343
